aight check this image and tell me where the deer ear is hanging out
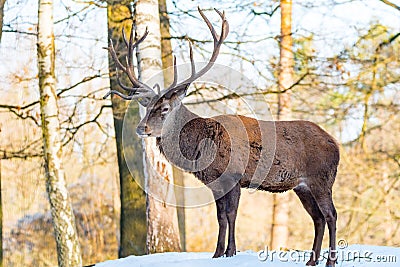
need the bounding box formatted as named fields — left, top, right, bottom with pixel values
left=164, top=83, right=190, bottom=100
left=173, top=88, right=186, bottom=102
left=166, top=92, right=185, bottom=107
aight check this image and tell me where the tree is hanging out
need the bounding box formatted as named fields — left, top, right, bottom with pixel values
left=0, top=0, right=6, bottom=42
left=158, top=0, right=186, bottom=251
left=0, top=160, right=2, bottom=267
left=379, top=0, right=400, bottom=12
left=134, top=0, right=181, bottom=253
left=37, top=0, right=82, bottom=266
left=270, top=0, right=292, bottom=250
left=107, top=2, right=147, bottom=257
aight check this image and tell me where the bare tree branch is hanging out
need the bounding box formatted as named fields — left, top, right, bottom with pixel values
left=379, top=0, right=400, bottom=11
left=0, top=139, right=43, bottom=159
left=57, top=73, right=103, bottom=96
left=377, top=32, right=400, bottom=51
left=250, top=5, right=280, bottom=17
left=61, top=104, right=112, bottom=146
left=2, top=29, right=36, bottom=36
left=187, top=72, right=309, bottom=105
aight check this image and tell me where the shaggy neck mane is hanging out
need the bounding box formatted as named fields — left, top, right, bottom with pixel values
left=156, top=104, right=199, bottom=160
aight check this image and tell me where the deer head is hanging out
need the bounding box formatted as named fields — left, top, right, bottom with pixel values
left=104, top=7, right=229, bottom=137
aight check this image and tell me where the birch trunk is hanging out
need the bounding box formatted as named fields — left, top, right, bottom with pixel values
left=134, top=0, right=181, bottom=253
left=107, top=3, right=147, bottom=257
left=37, top=0, right=82, bottom=266
left=270, top=0, right=292, bottom=250
left=158, top=0, right=186, bottom=251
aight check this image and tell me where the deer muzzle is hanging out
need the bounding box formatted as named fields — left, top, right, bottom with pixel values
left=136, top=124, right=152, bottom=137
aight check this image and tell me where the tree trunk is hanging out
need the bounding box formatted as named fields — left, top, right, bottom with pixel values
left=158, top=0, right=186, bottom=252
left=37, top=1, right=82, bottom=266
left=0, top=160, right=2, bottom=267
left=134, top=0, right=181, bottom=253
left=0, top=0, right=6, bottom=42
left=270, top=0, right=292, bottom=250
left=106, top=2, right=147, bottom=257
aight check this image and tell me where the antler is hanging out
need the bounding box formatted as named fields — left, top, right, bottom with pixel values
left=103, top=7, right=229, bottom=103
left=103, top=25, right=156, bottom=105
left=163, top=7, right=229, bottom=95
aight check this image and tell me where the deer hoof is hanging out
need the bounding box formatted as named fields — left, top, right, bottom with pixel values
left=325, top=259, right=337, bottom=267
left=212, top=249, right=224, bottom=258
left=224, top=247, right=236, bottom=257
left=306, top=259, right=318, bottom=266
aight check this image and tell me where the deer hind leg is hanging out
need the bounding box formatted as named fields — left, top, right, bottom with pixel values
left=294, top=185, right=326, bottom=266
left=308, top=182, right=337, bottom=267
left=212, top=192, right=227, bottom=258
left=224, top=183, right=241, bottom=257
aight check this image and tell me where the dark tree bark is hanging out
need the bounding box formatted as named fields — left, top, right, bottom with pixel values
left=106, top=2, right=147, bottom=257
left=0, top=0, right=6, bottom=42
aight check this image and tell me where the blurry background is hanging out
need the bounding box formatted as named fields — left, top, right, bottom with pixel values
left=0, top=0, right=400, bottom=266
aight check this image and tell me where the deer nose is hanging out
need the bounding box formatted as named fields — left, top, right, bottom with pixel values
left=136, top=125, right=151, bottom=137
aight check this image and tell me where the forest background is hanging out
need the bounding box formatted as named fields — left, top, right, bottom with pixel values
left=0, top=0, right=400, bottom=266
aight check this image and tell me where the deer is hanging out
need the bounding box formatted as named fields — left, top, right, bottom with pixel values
left=104, top=7, right=340, bottom=267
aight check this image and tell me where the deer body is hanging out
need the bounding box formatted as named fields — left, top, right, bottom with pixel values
left=143, top=100, right=339, bottom=265
left=155, top=103, right=339, bottom=193
left=105, top=8, right=339, bottom=267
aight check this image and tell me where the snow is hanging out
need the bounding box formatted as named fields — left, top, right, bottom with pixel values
left=95, top=245, right=399, bottom=267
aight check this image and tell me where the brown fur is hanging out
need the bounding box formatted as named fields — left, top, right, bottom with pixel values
left=148, top=102, right=339, bottom=266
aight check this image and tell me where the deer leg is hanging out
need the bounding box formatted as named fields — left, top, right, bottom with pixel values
left=309, top=185, right=337, bottom=267
left=212, top=193, right=227, bottom=258
left=224, top=183, right=241, bottom=257
left=294, top=186, right=326, bottom=266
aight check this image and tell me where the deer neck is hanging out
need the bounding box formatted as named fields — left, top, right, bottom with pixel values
left=162, top=103, right=199, bottom=139
left=157, top=103, right=201, bottom=172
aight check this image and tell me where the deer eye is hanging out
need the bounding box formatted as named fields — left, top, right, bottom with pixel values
left=161, top=104, right=170, bottom=116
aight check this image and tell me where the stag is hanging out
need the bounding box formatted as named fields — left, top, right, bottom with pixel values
left=104, top=7, right=339, bottom=267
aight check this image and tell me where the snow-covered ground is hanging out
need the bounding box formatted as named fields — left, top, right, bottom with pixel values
left=95, top=245, right=399, bottom=267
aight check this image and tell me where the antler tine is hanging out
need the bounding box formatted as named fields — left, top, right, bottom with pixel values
left=108, top=41, right=128, bottom=74
left=189, top=40, right=196, bottom=77
left=121, top=27, right=133, bottom=74
left=169, top=7, right=229, bottom=90
left=106, top=42, right=139, bottom=97
left=198, top=8, right=218, bottom=43
left=215, top=10, right=229, bottom=43
left=103, top=26, right=156, bottom=100
left=162, top=8, right=229, bottom=97
left=115, top=67, right=149, bottom=93
left=103, top=89, right=135, bottom=100
left=122, top=27, right=129, bottom=48
left=127, top=26, right=149, bottom=72
left=124, top=56, right=140, bottom=88
left=125, top=27, right=152, bottom=91
left=103, top=89, right=155, bottom=100
left=164, top=56, right=178, bottom=91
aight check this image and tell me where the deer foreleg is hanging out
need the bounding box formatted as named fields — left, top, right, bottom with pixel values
left=212, top=194, right=227, bottom=258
